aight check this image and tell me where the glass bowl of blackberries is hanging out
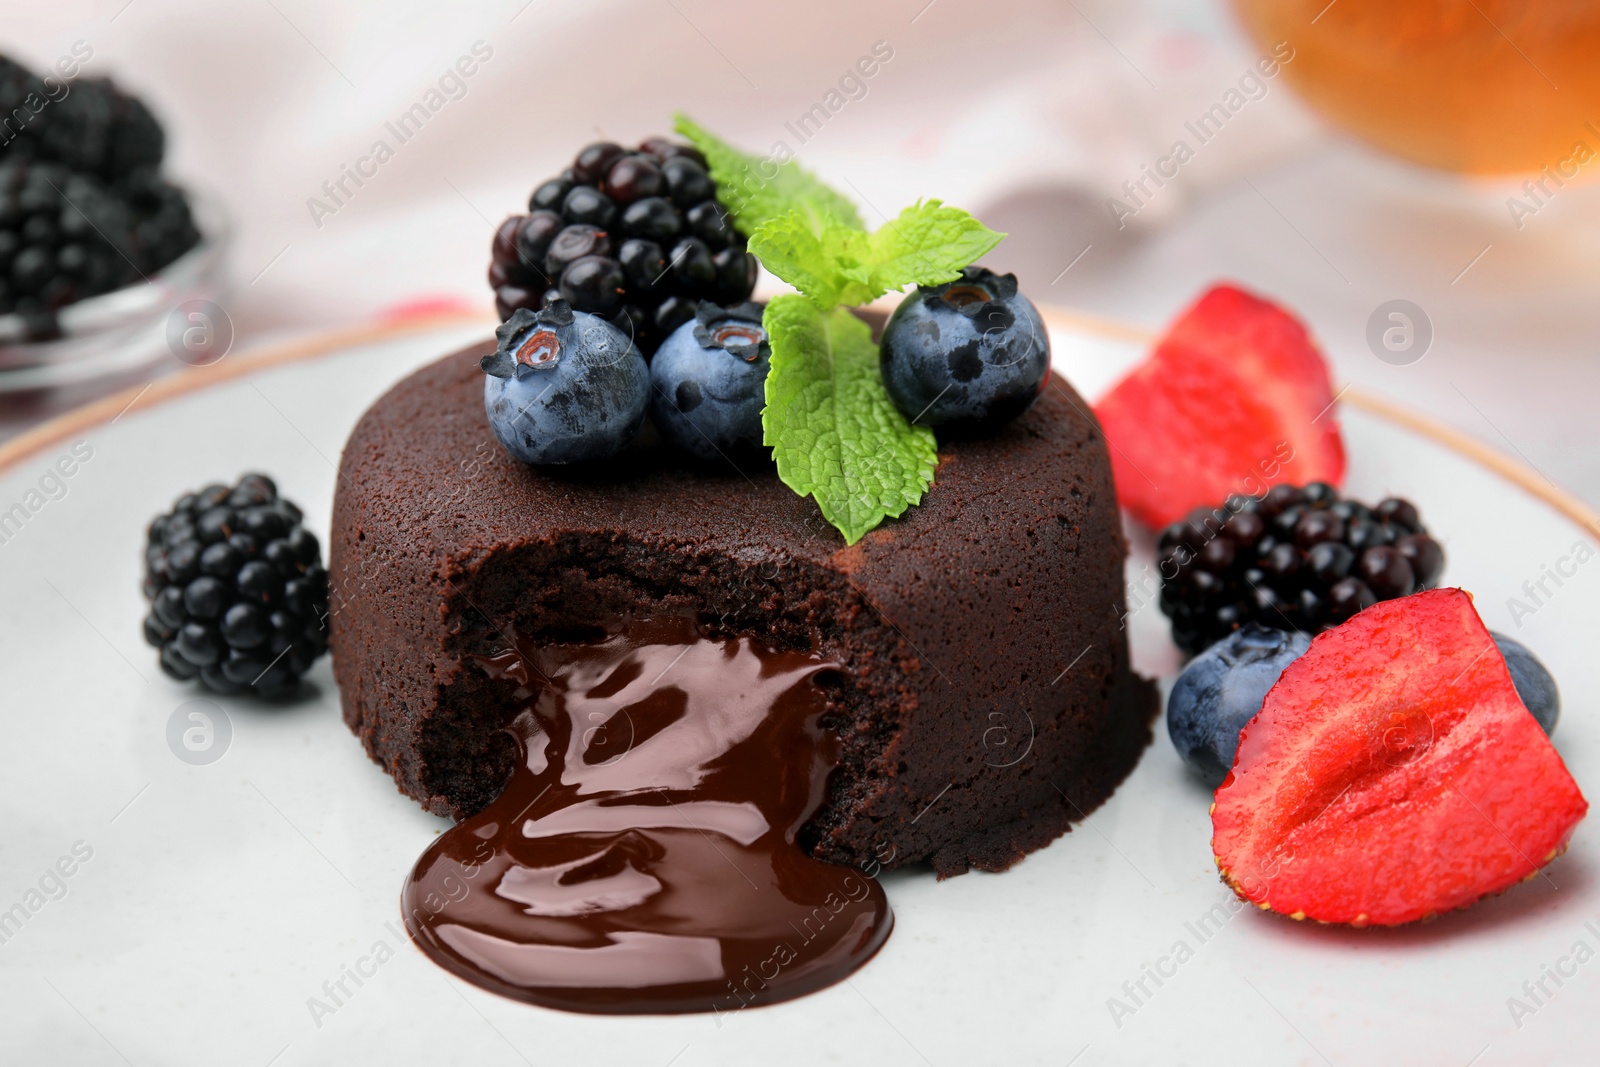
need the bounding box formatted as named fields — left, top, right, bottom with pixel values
left=0, top=53, right=225, bottom=392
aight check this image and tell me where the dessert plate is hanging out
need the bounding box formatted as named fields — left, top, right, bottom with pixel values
left=1, top=309, right=1595, bottom=1067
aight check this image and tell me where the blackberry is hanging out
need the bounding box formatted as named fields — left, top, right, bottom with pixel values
left=141, top=474, right=329, bottom=699
left=0, top=59, right=164, bottom=181
left=122, top=167, right=201, bottom=273
left=0, top=54, right=199, bottom=337
left=0, top=161, right=138, bottom=332
left=1157, top=483, right=1444, bottom=656
left=488, top=138, right=757, bottom=355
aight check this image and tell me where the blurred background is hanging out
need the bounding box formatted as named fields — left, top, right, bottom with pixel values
left=4, top=0, right=1599, bottom=501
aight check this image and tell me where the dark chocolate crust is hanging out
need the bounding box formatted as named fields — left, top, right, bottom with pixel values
left=328, top=341, right=1156, bottom=877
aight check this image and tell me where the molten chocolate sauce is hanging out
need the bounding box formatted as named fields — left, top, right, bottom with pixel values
left=402, top=617, right=892, bottom=1014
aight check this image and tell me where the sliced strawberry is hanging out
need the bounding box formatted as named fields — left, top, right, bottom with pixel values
left=1213, top=588, right=1587, bottom=927
left=1095, top=284, right=1346, bottom=528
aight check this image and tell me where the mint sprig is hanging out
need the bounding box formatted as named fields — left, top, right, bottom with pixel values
left=862, top=200, right=1005, bottom=296
left=750, top=199, right=1003, bottom=311
left=744, top=213, right=873, bottom=310
left=674, top=114, right=863, bottom=235
left=762, top=296, right=937, bottom=545
left=676, top=118, right=1003, bottom=544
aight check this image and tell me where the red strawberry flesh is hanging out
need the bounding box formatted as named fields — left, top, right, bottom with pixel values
left=1095, top=284, right=1346, bottom=528
left=1212, top=588, right=1586, bottom=926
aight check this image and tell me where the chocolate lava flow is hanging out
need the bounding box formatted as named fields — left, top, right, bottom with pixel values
left=402, top=617, right=893, bottom=1014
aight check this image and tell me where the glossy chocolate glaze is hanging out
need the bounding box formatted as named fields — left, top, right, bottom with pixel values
left=402, top=617, right=893, bottom=1014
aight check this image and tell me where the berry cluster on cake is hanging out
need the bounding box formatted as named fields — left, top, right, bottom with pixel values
left=329, top=118, right=1157, bottom=876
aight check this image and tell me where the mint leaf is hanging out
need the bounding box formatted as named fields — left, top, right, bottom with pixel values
left=750, top=199, right=1005, bottom=310
left=867, top=199, right=1005, bottom=292
left=672, top=119, right=1008, bottom=544
left=762, top=295, right=937, bottom=544
left=746, top=212, right=877, bottom=310
left=674, top=114, right=864, bottom=235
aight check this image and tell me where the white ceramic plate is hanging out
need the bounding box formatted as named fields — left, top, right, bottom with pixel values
left=2, top=312, right=1596, bottom=1067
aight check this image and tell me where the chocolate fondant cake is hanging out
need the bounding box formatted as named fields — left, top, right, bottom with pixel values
left=329, top=339, right=1156, bottom=877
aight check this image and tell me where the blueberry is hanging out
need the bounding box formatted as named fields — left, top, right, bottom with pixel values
left=481, top=301, right=650, bottom=464
left=879, top=266, right=1050, bottom=431
left=1491, top=632, right=1560, bottom=735
left=1167, top=624, right=1312, bottom=786
left=648, top=302, right=770, bottom=460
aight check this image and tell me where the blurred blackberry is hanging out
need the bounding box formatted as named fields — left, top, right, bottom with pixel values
left=0, top=161, right=141, bottom=333
left=488, top=138, right=757, bottom=355
left=1157, top=483, right=1445, bottom=656
left=104, top=87, right=166, bottom=175
left=0, top=60, right=165, bottom=179
left=0, top=56, right=33, bottom=132
left=141, top=473, right=330, bottom=700
left=122, top=167, right=200, bottom=272
left=0, top=54, right=198, bottom=337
